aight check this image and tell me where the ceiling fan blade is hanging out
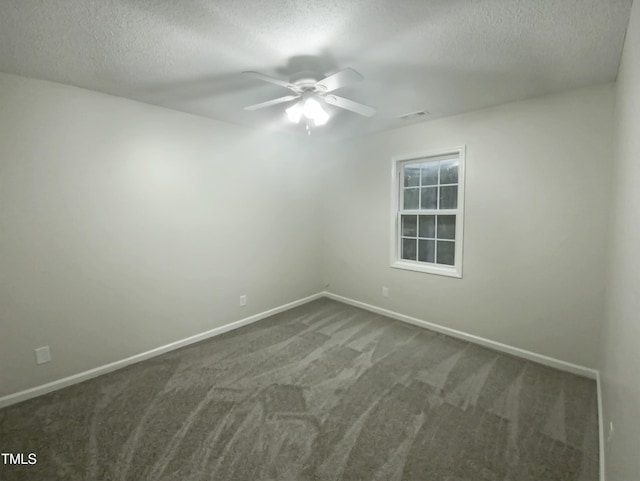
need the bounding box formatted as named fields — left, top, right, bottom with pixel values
left=316, top=68, right=364, bottom=92
left=243, top=71, right=298, bottom=91
left=323, top=95, right=376, bottom=117
left=244, top=95, right=300, bottom=111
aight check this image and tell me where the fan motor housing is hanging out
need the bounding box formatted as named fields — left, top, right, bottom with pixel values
left=290, top=70, right=323, bottom=91
left=295, top=78, right=319, bottom=90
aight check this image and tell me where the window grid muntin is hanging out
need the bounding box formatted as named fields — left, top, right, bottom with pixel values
left=399, top=157, right=460, bottom=267
left=401, top=160, right=459, bottom=212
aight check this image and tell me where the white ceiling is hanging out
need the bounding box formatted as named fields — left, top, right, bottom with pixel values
left=0, top=0, right=632, bottom=139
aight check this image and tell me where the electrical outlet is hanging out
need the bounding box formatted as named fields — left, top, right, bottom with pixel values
left=607, top=421, right=614, bottom=452
left=382, top=286, right=389, bottom=297
left=35, top=346, right=51, bottom=365
left=239, top=295, right=247, bottom=307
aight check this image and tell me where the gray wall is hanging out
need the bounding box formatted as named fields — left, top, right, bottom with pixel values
left=600, top=0, right=640, bottom=478
left=0, top=73, right=323, bottom=397
left=320, top=84, right=614, bottom=368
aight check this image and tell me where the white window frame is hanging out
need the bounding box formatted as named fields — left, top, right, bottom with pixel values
left=390, top=146, right=466, bottom=278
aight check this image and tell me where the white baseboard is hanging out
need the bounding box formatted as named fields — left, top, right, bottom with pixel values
left=0, top=290, right=600, bottom=409
left=324, top=291, right=605, bottom=479
left=597, top=371, right=606, bottom=481
left=0, top=289, right=606, bottom=477
left=323, top=291, right=599, bottom=380
left=0, top=292, right=324, bottom=409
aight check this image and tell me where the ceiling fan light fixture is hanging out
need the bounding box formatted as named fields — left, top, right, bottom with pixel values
left=302, top=97, right=322, bottom=118
left=313, top=108, right=329, bottom=126
left=288, top=97, right=330, bottom=126
left=285, top=97, right=330, bottom=126
left=285, top=102, right=303, bottom=123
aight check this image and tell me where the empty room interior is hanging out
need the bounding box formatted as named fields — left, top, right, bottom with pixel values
left=1, top=1, right=639, bottom=480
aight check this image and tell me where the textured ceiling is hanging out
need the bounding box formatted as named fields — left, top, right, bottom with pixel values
left=0, top=0, right=632, bottom=139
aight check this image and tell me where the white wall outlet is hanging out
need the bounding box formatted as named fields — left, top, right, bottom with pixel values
left=35, top=346, right=51, bottom=365
left=382, top=286, right=389, bottom=297
left=607, top=421, right=614, bottom=452
left=239, top=295, right=247, bottom=307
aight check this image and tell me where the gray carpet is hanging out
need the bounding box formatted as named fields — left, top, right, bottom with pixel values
left=0, top=298, right=599, bottom=481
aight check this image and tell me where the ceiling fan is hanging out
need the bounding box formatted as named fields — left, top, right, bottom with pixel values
left=242, top=68, right=376, bottom=129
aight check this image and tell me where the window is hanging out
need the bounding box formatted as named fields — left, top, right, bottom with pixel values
left=391, top=147, right=465, bottom=277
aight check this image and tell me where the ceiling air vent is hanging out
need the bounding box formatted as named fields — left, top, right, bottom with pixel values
left=398, top=110, right=429, bottom=121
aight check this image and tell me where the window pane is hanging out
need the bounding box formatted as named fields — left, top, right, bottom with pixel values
left=402, top=238, right=417, bottom=260
left=437, top=215, right=456, bottom=240
left=421, top=187, right=437, bottom=209
left=402, top=215, right=417, bottom=236
left=437, top=241, right=455, bottom=265
left=418, top=239, right=435, bottom=263
left=439, top=185, right=458, bottom=209
left=421, top=162, right=439, bottom=186
left=404, top=164, right=420, bottom=187
left=440, top=159, right=459, bottom=184
left=404, top=188, right=419, bottom=209
left=419, top=215, right=435, bottom=238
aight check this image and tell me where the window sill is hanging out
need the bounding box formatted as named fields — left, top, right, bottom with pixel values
left=391, top=260, right=462, bottom=278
